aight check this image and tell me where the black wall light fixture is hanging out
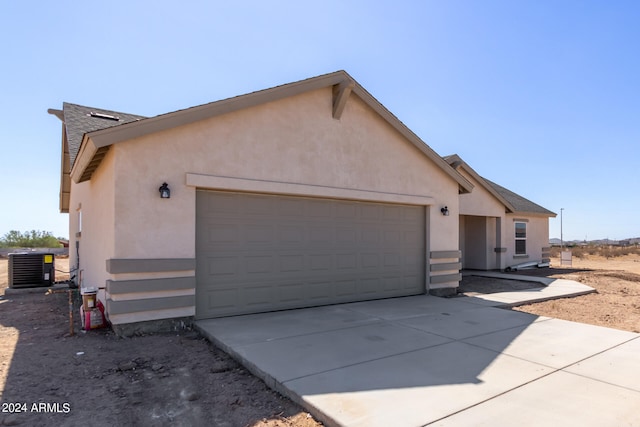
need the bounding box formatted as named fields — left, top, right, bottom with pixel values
left=159, top=182, right=170, bottom=199
left=440, top=206, right=449, bottom=216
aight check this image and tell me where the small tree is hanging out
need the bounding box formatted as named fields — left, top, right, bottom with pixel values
left=0, top=230, right=62, bottom=248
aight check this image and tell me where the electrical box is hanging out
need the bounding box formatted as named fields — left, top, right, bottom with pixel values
left=8, top=253, right=55, bottom=288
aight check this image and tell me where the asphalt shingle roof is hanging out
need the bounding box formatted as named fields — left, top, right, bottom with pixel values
left=483, top=177, right=556, bottom=216
left=63, top=102, right=146, bottom=167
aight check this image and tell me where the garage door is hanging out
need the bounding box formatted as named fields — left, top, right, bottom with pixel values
left=196, top=190, right=425, bottom=319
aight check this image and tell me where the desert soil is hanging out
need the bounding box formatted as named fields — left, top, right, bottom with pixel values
left=2, top=254, right=639, bottom=426
left=461, top=254, right=640, bottom=333
left=0, top=257, right=321, bottom=427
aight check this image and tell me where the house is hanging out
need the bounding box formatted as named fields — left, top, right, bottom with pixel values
left=49, top=71, right=553, bottom=335
left=444, top=154, right=556, bottom=271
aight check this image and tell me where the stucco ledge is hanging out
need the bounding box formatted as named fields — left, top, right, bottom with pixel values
left=185, top=173, right=435, bottom=206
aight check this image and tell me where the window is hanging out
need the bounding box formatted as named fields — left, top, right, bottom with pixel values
left=76, top=206, right=82, bottom=238
left=515, top=222, right=526, bottom=255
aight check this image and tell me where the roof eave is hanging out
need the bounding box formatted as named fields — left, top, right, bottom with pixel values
left=48, top=108, right=71, bottom=212
left=509, top=210, right=557, bottom=218
left=70, top=135, right=104, bottom=183
left=70, top=70, right=475, bottom=193
left=446, top=154, right=513, bottom=208
left=349, top=90, right=474, bottom=194
left=88, top=71, right=350, bottom=147
left=59, top=127, right=71, bottom=212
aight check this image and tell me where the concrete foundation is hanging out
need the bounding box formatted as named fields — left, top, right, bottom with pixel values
left=111, top=316, right=193, bottom=337
left=429, top=287, right=458, bottom=297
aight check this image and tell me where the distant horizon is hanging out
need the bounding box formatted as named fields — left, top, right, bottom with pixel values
left=549, top=236, right=640, bottom=244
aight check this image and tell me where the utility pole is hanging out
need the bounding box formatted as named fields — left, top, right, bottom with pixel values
left=560, top=208, right=564, bottom=251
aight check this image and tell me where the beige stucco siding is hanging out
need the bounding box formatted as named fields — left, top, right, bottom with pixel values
left=68, top=148, right=116, bottom=300
left=459, top=215, right=500, bottom=270
left=111, top=87, right=460, bottom=260
left=73, top=86, right=467, bottom=326
left=505, top=214, right=550, bottom=267
left=457, top=169, right=505, bottom=217
left=457, top=169, right=504, bottom=270
left=111, top=143, right=195, bottom=259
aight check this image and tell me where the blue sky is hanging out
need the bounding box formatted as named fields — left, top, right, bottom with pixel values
left=1, top=1, right=639, bottom=241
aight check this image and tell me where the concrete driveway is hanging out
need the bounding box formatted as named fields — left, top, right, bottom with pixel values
left=196, top=280, right=640, bottom=426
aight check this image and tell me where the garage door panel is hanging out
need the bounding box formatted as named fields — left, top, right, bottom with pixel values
left=360, top=253, right=380, bottom=268
left=359, top=204, right=381, bottom=220
left=336, top=228, right=357, bottom=244
left=307, top=281, right=334, bottom=300
left=280, top=254, right=305, bottom=272
left=335, top=279, right=358, bottom=296
left=309, top=226, right=334, bottom=244
left=384, top=253, right=401, bottom=267
left=358, top=278, right=382, bottom=294
left=383, top=230, right=402, bottom=244
left=337, top=253, right=357, bottom=270
left=279, top=283, right=307, bottom=302
left=244, top=285, right=275, bottom=306
left=309, top=254, right=332, bottom=271
left=245, top=255, right=275, bottom=274
left=201, top=192, right=238, bottom=214
left=208, top=224, right=239, bottom=244
left=335, top=202, right=357, bottom=218
left=244, top=225, right=275, bottom=243
left=383, top=276, right=403, bottom=291
left=200, top=287, right=237, bottom=312
left=277, top=198, right=305, bottom=216
left=403, top=276, right=421, bottom=290
left=278, top=225, right=304, bottom=243
left=243, top=196, right=274, bottom=216
left=403, top=252, right=423, bottom=269
left=306, top=200, right=334, bottom=218
left=196, top=191, right=425, bottom=319
left=208, top=256, right=238, bottom=276
left=361, top=227, right=380, bottom=243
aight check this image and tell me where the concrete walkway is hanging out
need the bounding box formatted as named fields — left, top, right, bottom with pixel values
left=460, top=270, right=596, bottom=306
left=196, top=276, right=640, bottom=426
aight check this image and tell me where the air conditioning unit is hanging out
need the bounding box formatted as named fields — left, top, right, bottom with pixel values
left=8, top=253, right=55, bottom=288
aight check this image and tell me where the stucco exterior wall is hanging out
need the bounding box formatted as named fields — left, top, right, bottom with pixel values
left=68, top=148, right=116, bottom=301
left=504, top=214, right=550, bottom=269
left=77, top=86, right=466, bottom=326
left=456, top=169, right=505, bottom=270
left=459, top=215, right=503, bottom=270
left=457, top=169, right=504, bottom=217
left=112, top=87, right=460, bottom=259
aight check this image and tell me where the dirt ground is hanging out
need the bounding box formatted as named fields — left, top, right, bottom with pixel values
left=0, top=257, right=322, bottom=427
left=2, top=254, right=640, bottom=426
left=462, top=254, right=640, bottom=333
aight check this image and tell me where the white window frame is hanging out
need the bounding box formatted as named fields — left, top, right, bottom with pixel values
left=515, top=222, right=527, bottom=255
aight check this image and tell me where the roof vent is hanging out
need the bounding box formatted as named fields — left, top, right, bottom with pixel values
left=88, top=112, right=120, bottom=121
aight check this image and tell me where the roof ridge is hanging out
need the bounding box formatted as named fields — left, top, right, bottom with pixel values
left=62, top=101, right=147, bottom=120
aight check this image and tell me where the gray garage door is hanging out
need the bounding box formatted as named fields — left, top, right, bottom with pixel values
left=196, top=190, right=425, bottom=319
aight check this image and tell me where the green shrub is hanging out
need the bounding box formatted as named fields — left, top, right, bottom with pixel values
left=0, top=230, right=62, bottom=248
left=548, top=244, right=640, bottom=259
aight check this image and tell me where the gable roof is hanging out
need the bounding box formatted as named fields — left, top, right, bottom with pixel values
left=444, top=154, right=556, bottom=217
left=48, top=103, right=146, bottom=168
left=483, top=178, right=556, bottom=216
left=49, top=70, right=473, bottom=194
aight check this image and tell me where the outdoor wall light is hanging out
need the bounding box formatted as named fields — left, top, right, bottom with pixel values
left=159, top=182, right=170, bottom=199
left=440, top=206, right=449, bottom=216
